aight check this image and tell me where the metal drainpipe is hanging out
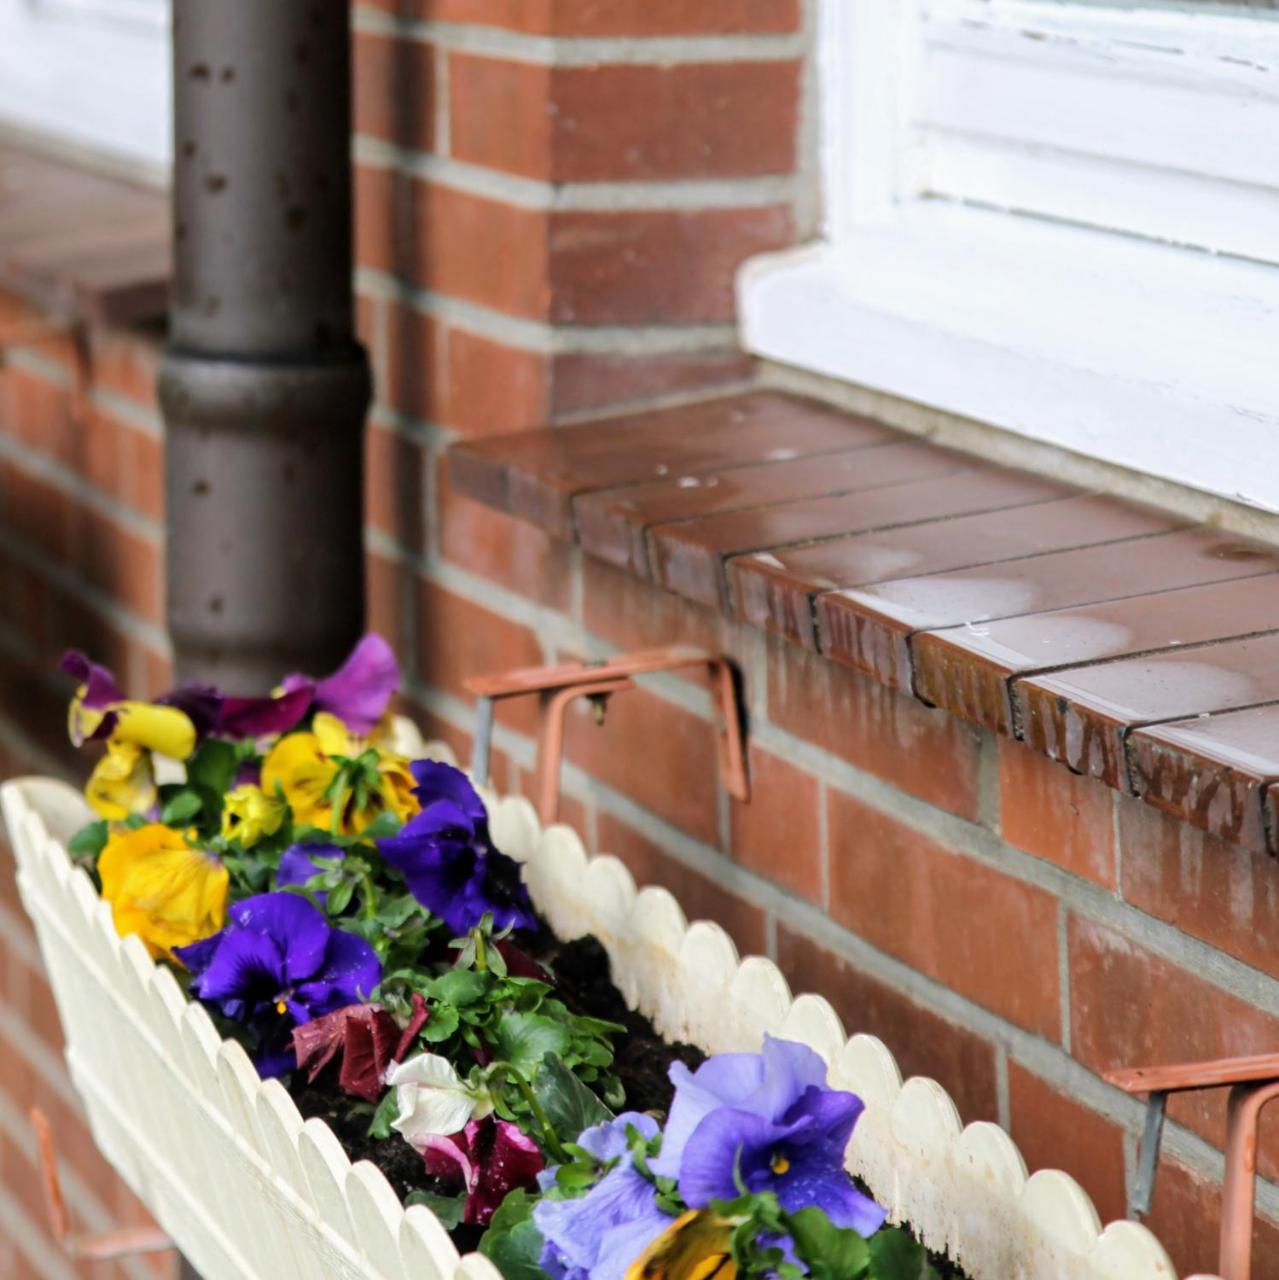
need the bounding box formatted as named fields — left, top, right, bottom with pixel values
left=161, top=0, right=371, bottom=691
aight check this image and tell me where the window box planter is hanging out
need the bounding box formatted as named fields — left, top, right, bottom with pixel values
left=2, top=720, right=1194, bottom=1280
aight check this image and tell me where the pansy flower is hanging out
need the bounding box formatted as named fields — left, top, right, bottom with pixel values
left=420, top=1116, right=544, bottom=1226
left=220, top=785, right=287, bottom=847
left=377, top=761, right=535, bottom=935
left=176, top=892, right=380, bottom=1076
left=291, top=992, right=427, bottom=1102
left=651, top=1036, right=885, bottom=1237
left=387, top=1052, right=495, bottom=1144
left=260, top=713, right=416, bottom=837
left=281, top=632, right=401, bottom=738
left=98, top=823, right=228, bottom=959
left=534, top=1112, right=673, bottom=1280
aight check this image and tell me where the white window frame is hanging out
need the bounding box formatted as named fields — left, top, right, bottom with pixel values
left=0, top=0, right=171, bottom=180
left=740, top=0, right=1279, bottom=514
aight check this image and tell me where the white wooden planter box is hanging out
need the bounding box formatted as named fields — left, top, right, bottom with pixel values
left=0, top=724, right=1206, bottom=1280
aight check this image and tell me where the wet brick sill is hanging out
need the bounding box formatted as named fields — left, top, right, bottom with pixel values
left=450, top=391, right=1279, bottom=855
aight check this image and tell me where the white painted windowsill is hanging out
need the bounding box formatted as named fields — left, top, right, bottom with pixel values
left=739, top=202, right=1279, bottom=515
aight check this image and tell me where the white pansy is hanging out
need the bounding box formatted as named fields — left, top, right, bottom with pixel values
left=387, top=1053, right=493, bottom=1148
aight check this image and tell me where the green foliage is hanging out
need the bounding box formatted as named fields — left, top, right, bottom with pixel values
left=713, top=1192, right=937, bottom=1280
left=406, top=1188, right=467, bottom=1230
left=531, top=1054, right=614, bottom=1143
left=67, top=819, right=108, bottom=859
left=478, top=1190, right=547, bottom=1280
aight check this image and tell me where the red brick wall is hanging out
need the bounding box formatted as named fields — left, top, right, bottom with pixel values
left=1, top=5, right=1275, bottom=1278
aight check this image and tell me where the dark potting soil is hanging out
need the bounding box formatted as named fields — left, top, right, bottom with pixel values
left=288, top=931, right=970, bottom=1278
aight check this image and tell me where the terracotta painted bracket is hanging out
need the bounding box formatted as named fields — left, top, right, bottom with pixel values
left=1107, top=1052, right=1279, bottom=1280
left=30, top=1107, right=174, bottom=1262
left=0, top=317, right=90, bottom=425
left=464, top=645, right=750, bottom=824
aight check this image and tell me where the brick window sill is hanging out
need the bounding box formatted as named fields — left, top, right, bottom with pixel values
left=449, top=390, right=1279, bottom=855
left=0, top=142, right=169, bottom=329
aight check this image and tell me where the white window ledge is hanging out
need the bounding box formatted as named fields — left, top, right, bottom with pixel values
left=739, top=202, right=1279, bottom=514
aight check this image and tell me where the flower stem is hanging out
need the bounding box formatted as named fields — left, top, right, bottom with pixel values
left=488, top=1064, right=567, bottom=1164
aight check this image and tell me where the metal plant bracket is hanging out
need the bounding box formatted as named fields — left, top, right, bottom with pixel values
left=1107, top=1052, right=1279, bottom=1280
left=464, top=645, right=749, bottom=824
left=30, top=1107, right=173, bottom=1262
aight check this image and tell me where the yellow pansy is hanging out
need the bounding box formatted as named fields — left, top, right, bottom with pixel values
left=625, top=1210, right=738, bottom=1280
left=86, top=740, right=157, bottom=821
left=221, top=785, right=287, bottom=847
left=98, top=824, right=228, bottom=959
left=261, top=712, right=415, bottom=836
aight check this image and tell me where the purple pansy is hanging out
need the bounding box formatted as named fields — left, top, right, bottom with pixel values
left=276, top=843, right=345, bottom=907
left=651, top=1036, right=885, bottom=1237
left=534, top=1112, right=672, bottom=1280
left=281, top=633, right=400, bottom=737
left=60, top=651, right=123, bottom=710
left=215, top=687, right=314, bottom=739
left=175, top=892, right=380, bottom=1077
left=377, top=761, right=535, bottom=935
left=421, top=1117, right=545, bottom=1226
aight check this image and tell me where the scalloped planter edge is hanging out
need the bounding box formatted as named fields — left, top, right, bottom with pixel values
left=0, top=724, right=1200, bottom=1280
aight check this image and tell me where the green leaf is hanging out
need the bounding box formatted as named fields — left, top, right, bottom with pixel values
left=367, top=1089, right=399, bottom=1140
left=161, top=790, right=203, bottom=825
left=187, top=738, right=239, bottom=797
left=478, top=1189, right=546, bottom=1280
left=358, top=808, right=403, bottom=841
left=785, top=1207, right=871, bottom=1280
left=67, top=820, right=109, bottom=857
left=423, top=1004, right=460, bottom=1043
left=532, top=1053, right=613, bottom=1143
left=868, top=1226, right=930, bottom=1280
left=492, top=1013, right=572, bottom=1078
left=326, top=878, right=355, bottom=916
left=430, top=968, right=489, bottom=1007
left=405, top=1188, right=467, bottom=1229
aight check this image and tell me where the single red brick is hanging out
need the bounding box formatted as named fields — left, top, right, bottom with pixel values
left=550, top=349, right=755, bottom=417
left=416, top=578, right=546, bottom=735
left=383, top=301, right=446, bottom=424
left=767, top=636, right=983, bottom=821
left=354, top=32, right=435, bottom=152
left=776, top=923, right=999, bottom=1124
left=829, top=790, right=1061, bottom=1037
left=565, top=687, right=722, bottom=844
left=365, top=423, right=427, bottom=550
left=447, top=54, right=552, bottom=179
left=444, top=327, right=549, bottom=436
left=354, top=162, right=399, bottom=275
left=413, top=180, right=550, bottom=320
left=1119, top=796, right=1279, bottom=982
left=555, top=61, right=798, bottom=182
left=365, top=548, right=409, bottom=645
left=437, top=460, right=575, bottom=611
left=1006, top=1062, right=1127, bottom=1224
left=596, top=812, right=767, bottom=956
left=998, top=738, right=1116, bottom=888
left=1068, top=914, right=1279, bottom=1179
left=419, top=0, right=799, bottom=33
left=450, top=55, right=797, bottom=181
left=730, top=744, right=822, bottom=904
left=1142, top=1155, right=1279, bottom=1280
left=0, top=365, right=77, bottom=469
left=549, top=206, right=791, bottom=325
